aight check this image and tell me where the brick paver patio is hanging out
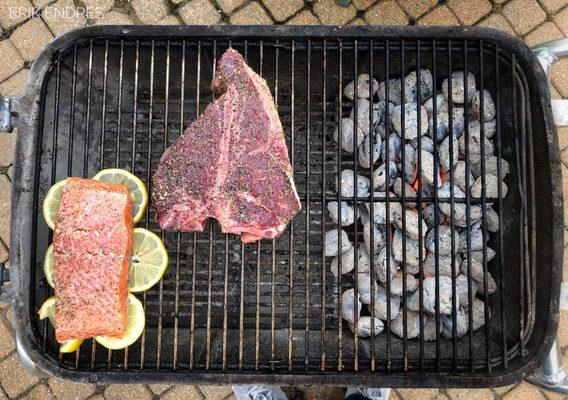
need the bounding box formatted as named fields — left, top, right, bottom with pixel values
left=1, top=0, right=568, bottom=399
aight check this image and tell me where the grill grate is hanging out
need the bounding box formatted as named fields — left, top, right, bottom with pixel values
left=27, top=34, right=539, bottom=381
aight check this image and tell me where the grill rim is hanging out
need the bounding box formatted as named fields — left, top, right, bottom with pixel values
left=6, top=25, right=563, bottom=386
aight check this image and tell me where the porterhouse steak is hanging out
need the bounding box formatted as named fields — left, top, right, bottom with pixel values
left=152, top=48, right=301, bottom=243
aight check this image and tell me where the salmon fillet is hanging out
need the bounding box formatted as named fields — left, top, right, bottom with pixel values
left=53, top=177, right=133, bottom=342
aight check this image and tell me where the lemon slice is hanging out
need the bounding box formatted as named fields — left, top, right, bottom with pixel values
left=42, top=179, right=67, bottom=229
left=95, top=293, right=145, bottom=350
left=44, top=245, right=55, bottom=289
left=92, top=169, right=148, bottom=223
left=38, top=296, right=84, bottom=353
left=128, top=228, right=168, bottom=292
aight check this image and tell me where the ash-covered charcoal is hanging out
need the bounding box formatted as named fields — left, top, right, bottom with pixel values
left=423, top=276, right=453, bottom=314
left=484, top=207, right=500, bottom=233
left=471, top=89, right=496, bottom=121
left=378, top=78, right=402, bottom=105
left=344, top=74, right=379, bottom=100
left=391, top=102, right=429, bottom=141
left=328, top=201, right=356, bottom=226
left=470, top=247, right=496, bottom=264
left=389, top=273, right=419, bottom=296
left=334, top=118, right=365, bottom=153
left=423, top=252, right=461, bottom=277
left=416, top=150, right=439, bottom=188
left=471, top=156, right=510, bottom=179
left=381, top=132, right=402, bottom=162
left=392, top=229, right=426, bottom=271
left=359, top=132, right=382, bottom=169
left=372, top=161, right=398, bottom=191
left=422, top=204, right=438, bottom=228
left=374, top=245, right=400, bottom=283
left=339, top=169, right=371, bottom=197
left=451, top=108, right=466, bottom=138
left=442, top=71, right=476, bottom=104
left=372, top=285, right=401, bottom=321
left=471, top=298, right=490, bottom=331
left=458, top=125, right=495, bottom=165
left=325, top=229, right=352, bottom=257
left=375, top=100, right=395, bottom=127
left=401, top=144, right=417, bottom=184
left=471, top=174, right=508, bottom=199
left=426, top=225, right=459, bottom=255
left=391, top=310, right=421, bottom=339
left=341, top=289, right=362, bottom=325
left=438, top=182, right=482, bottom=225
left=453, top=205, right=484, bottom=229
left=467, top=119, right=497, bottom=140
left=411, top=135, right=434, bottom=154
left=403, top=69, right=434, bottom=102
left=460, top=257, right=497, bottom=295
left=428, top=110, right=449, bottom=143
left=363, top=221, right=386, bottom=255
left=393, top=177, right=417, bottom=208
left=391, top=207, right=427, bottom=241
left=424, top=93, right=448, bottom=117
left=357, top=273, right=378, bottom=304
left=424, top=315, right=442, bottom=341
left=350, top=316, right=385, bottom=338
left=441, top=307, right=468, bottom=339
left=407, top=289, right=420, bottom=312
left=350, top=98, right=380, bottom=135
left=438, top=134, right=459, bottom=171
left=456, top=273, right=478, bottom=307
left=453, top=160, right=474, bottom=193
left=458, top=222, right=484, bottom=252
left=330, top=244, right=371, bottom=277
left=365, top=192, right=396, bottom=225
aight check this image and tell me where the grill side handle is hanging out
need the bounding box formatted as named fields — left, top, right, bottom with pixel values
left=0, top=95, right=20, bottom=133
left=527, top=38, right=568, bottom=395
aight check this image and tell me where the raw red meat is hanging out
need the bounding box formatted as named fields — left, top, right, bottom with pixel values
left=152, top=48, right=300, bottom=243
left=53, top=177, right=132, bottom=341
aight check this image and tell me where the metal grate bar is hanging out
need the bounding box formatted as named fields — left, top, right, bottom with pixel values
left=368, top=38, right=376, bottom=372
left=304, top=39, right=311, bottom=371
left=336, top=39, right=343, bottom=371
left=320, top=39, right=327, bottom=372
left=400, top=39, right=408, bottom=371
left=352, top=39, right=359, bottom=370
left=384, top=39, right=392, bottom=371
left=288, top=40, right=296, bottom=372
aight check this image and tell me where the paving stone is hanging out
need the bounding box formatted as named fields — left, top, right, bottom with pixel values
left=0, top=128, right=16, bottom=169
left=179, top=0, right=221, bottom=24
left=230, top=2, right=272, bottom=25
left=0, top=69, right=29, bottom=97
left=26, top=383, right=55, bottom=400
left=351, top=0, right=375, bottom=10
left=42, top=0, right=87, bottom=36
left=0, top=353, right=39, bottom=398
left=447, top=389, right=494, bottom=400
left=540, top=0, right=568, bottom=14
left=398, top=0, right=437, bottom=20
left=556, top=6, right=568, bottom=35
left=0, top=0, right=32, bottom=29
left=48, top=377, right=97, bottom=400
left=502, top=0, right=546, bottom=36
left=149, top=384, right=172, bottom=395
left=560, top=127, right=568, bottom=153
left=31, top=0, right=52, bottom=7
left=348, top=18, right=366, bottom=25
left=9, top=18, right=53, bottom=62
left=0, top=176, right=11, bottom=252
left=131, top=0, right=168, bottom=24
left=418, top=5, right=460, bottom=26
left=313, top=0, right=357, bottom=25
left=161, top=386, right=205, bottom=400
left=88, top=395, right=105, bottom=400
left=286, top=10, right=320, bottom=25
left=82, top=0, right=114, bottom=15
left=216, top=0, right=246, bottom=14
left=300, top=387, right=345, bottom=400
left=364, top=1, right=408, bottom=26
left=550, top=83, right=562, bottom=99
left=0, top=316, right=14, bottom=358
left=104, top=384, right=152, bottom=400
left=396, top=389, right=442, bottom=400
left=389, top=390, right=402, bottom=400
left=0, top=41, right=24, bottom=82
left=503, top=382, right=546, bottom=400
left=525, top=22, right=564, bottom=47
left=199, top=385, right=233, bottom=400
left=447, top=0, right=491, bottom=25
left=0, top=389, right=6, bottom=400
left=492, top=384, right=515, bottom=396
left=94, top=10, right=134, bottom=25
left=158, top=15, right=181, bottom=24
left=552, top=59, right=568, bottom=99
left=261, top=0, right=303, bottom=22
left=477, top=13, right=516, bottom=36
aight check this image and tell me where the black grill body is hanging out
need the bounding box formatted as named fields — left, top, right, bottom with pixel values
left=5, top=26, right=563, bottom=387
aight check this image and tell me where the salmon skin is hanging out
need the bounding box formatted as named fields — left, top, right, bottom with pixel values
left=53, top=177, right=133, bottom=342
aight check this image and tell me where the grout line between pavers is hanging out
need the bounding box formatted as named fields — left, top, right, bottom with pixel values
left=0, top=67, right=25, bottom=86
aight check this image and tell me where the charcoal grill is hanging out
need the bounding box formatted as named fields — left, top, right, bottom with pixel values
left=0, top=26, right=564, bottom=388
